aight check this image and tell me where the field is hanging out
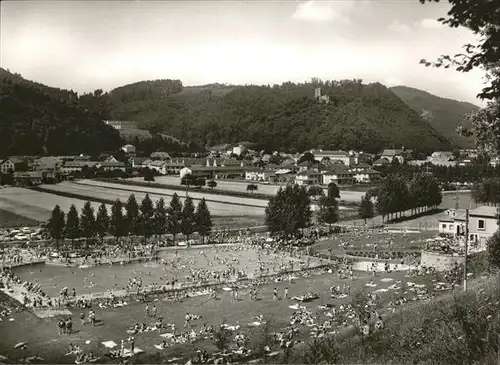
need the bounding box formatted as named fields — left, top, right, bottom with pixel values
left=40, top=180, right=267, bottom=215
left=1, top=249, right=437, bottom=364
left=0, top=188, right=112, bottom=223
left=131, top=176, right=367, bottom=203
left=0, top=209, right=40, bottom=228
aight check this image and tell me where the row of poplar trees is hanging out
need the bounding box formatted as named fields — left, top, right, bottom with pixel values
left=375, top=173, right=442, bottom=222
left=47, top=193, right=213, bottom=248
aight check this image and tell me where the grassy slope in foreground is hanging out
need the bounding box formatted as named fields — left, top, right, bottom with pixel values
left=293, top=272, right=500, bottom=365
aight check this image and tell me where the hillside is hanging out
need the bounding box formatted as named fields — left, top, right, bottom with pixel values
left=390, top=85, right=480, bottom=149
left=0, top=68, right=122, bottom=157
left=108, top=79, right=455, bottom=153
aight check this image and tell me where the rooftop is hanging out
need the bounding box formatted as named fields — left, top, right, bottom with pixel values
left=469, top=205, right=499, bottom=218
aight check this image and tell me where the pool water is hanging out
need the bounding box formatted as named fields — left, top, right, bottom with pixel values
left=12, top=247, right=312, bottom=297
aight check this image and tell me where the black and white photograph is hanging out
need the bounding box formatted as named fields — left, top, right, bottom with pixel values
left=0, top=0, right=499, bottom=364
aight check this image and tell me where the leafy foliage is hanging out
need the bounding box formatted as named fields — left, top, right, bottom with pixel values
left=487, top=230, right=500, bottom=269
left=265, top=184, right=312, bottom=238
left=472, top=178, right=500, bottom=205
left=316, top=196, right=339, bottom=226
left=419, top=0, right=500, bottom=156
left=246, top=184, right=258, bottom=193
left=107, top=79, right=454, bottom=153
left=327, top=182, right=340, bottom=199
left=358, top=194, right=374, bottom=223
left=0, top=68, right=121, bottom=157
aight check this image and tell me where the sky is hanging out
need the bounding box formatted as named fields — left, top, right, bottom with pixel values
left=0, top=0, right=487, bottom=106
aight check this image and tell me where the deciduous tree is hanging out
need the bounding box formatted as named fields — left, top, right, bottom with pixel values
left=317, top=196, right=339, bottom=228
left=265, top=184, right=312, bottom=239
left=207, top=180, right=217, bottom=190
left=358, top=194, right=374, bottom=225
left=247, top=184, right=258, bottom=194
left=327, top=182, right=340, bottom=199
left=308, top=185, right=324, bottom=203
left=487, top=229, right=500, bottom=270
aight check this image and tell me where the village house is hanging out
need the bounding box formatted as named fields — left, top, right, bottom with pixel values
left=74, top=154, right=91, bottom=162
left=0, top=157, right=27, bottom=174
left=438, top=206, right=499, bottom=250
left=295, top=170, right=322, bottom=186
left=489, top=156, right=500, bottom=167
left=163, top=161, right=186, bottom=175
left=310, top=150, right=355, bottom=166
left=351, top=167, right=381, bottom=184
left=183, top=166, right=246, bottom=180
left=469, top=206, right=499, bottom=248
left=245, top=168, right=276, bottom=182
left=129, top=157, right=150, bottom=169
left=148, top=160, right=168, bottom=175
left=96, top=161, right=126, bottom=172
left=150, top=151, right=171, bottom=161
left=208, top=144, right=232, bottom=155
left=232, top=145, right=247, bottom=156
left=261, top=154, right=272, bottom=163
left=121, top=144, right=136, bottom=154
left=372, top=158, right=391, bottom=167
left=297, top=160, right=324, bottom=173
left=322, top=165, right=355, bottom=185
left=12, top=171, right=43, bottom=186
left=61, top=161, right=98, bottom=174
left=379, top=149, right=410, bottom=164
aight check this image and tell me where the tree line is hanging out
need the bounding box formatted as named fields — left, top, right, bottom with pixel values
left=47, top=193, right=213, bottom=248
left=375, top=173, right=442, bottom=222
left=264, top=173, right=443, bottom=238
left=375, top=158, right=500, bottom=184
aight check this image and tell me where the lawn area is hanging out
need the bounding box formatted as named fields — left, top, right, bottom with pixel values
left=0, top=209, right=40, bottom=228
left=311, top=231, right=436, bottom=257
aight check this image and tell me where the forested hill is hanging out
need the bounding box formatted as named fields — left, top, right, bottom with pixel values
left=108, top=79, right=454, bottom=153
left=390, top=85, right=480, bottom=149
left=0, top=68, right=122, bottom=157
